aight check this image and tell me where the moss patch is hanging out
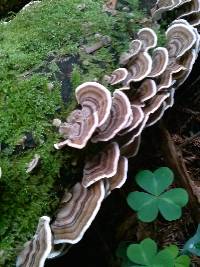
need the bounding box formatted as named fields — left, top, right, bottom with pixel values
left=0, top=0, right=147, bottom=266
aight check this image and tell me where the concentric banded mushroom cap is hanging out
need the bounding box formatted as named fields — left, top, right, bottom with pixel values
left=167, top=58, right=186, bottom=73
left=148, top=47, right=169, bottom=77
left=166, top=23, right=197, bottom=57
left=146, top=102, right=167, bottom=127
left=54, top=108, right=98, bottom=149
left=137, top=28, right=158, bottom=51
left=108, top=156, right=128, bottom=190
left=16, top=216, right=52, bottom=267
left=117, top=116, right=148, bottom=148
left=48, top=244, right=70, bottom=259
left=173, top=49, right=196, bottom=86
left=125, top=52, right=152, bottom=84
left=181, top=11, right=200, bottom=26
left=143, top=92, right=170, bottom=116
left=91, top=90, right=132, bottom=142
left=157, top=70, right=175, bottom=91
left=105, top=68, right=128, bottom=85
left=151, top=0, right=178, bottom=20
left=82, top=142, right=120, bottom=188
left=75, top=82, right=112, bottom=127
left=120, top=135, right=141, bottom=158
left=165, top=88, right=175, bottom=110
left=128, top=79, right=157, bottom=106
left=51, top=181, right=105, bottom=244
left=177, top=0, right=200, bottom=18
left=118, top=105, right=144, bottom=135
left=129, top=39, right=143, bottom=54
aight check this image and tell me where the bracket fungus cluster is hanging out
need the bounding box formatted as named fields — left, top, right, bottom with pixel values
left=17, top=2, right=200, bottom=266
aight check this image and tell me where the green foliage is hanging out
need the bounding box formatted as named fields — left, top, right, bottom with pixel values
left=183, top=224, right=200, bottom=256
left=127, top=167, right=189, bottom=222
left=0, top=0, right=147, bottom=266
left=118, top=238, right=190, bottom=267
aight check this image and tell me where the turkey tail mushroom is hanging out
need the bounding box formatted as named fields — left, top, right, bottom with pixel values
left=16, top=216, right=52, bottom=267
left=51, top=182, right=105, bottom=244
left=91, top=90, right=132, bottom=142
left=82, top=142, right=120, bottom=188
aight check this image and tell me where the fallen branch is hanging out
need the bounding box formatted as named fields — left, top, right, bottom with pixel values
left=159, top=123, right=200, bottom=223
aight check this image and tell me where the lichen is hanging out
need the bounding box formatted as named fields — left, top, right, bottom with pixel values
left=0, top=0, right=147, bottom=265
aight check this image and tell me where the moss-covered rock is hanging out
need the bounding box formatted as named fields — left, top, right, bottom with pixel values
left=0, top=0, right=147, bottom=266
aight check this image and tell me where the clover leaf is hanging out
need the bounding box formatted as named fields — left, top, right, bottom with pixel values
left=183, top=224, right=200, bottom=256
left=127, top=167, right=189, bottom=222
left=126, top=238, right=190, bottom=267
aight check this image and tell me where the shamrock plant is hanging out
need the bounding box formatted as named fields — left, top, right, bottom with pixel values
left=183, top=224, right=200, bottom=256
left=127, top=167, right=189, bottom=222
left=117, top=238, right=190, bottom=267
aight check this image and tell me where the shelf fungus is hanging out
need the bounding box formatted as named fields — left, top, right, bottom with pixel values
left=166, top=22, right=197, bottom=58
left=16, top=216, right=52, bottom=267
left=128, top=79, right=157, bottom=106
left=51, top=181, right=105, bottom=244
left=54, top=108, right=98, bottom=149
left=91, top=90, right=132, bottom=142
left=76, top=82, right=112, bottom=127
left=82, top=142, right=120, bottom=188
left=137, top=28, right=158, bottom=51
left=148, top=47, right=169, bottom=77
left=17, top=1, right=200, bottom=265
left=108, top=156, right=128, bottom=190
left=124, top=52, right=152, bottom=84
left=118, top=105, right=144, bottom=135
left=177, top=0, right=200, bottom=19
left=104, top=68, right=128, bottom=85
left=143, top=92, right=170, bottom=116
left=120, top=135, right=141, bottom=159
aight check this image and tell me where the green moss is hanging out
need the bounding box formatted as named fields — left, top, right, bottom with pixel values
left=0, top=0, right=146, bottom=266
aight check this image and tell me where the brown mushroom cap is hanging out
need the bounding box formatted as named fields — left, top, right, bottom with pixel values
left=177, top=0, right=200, bottom=18
left=156, top=70, right=175, bottom=91
left=181, top=11, right=200, bottom=26
left=119, top=40, right=142, bottom=65
left=82, top=142, right=120, bottom=188
left=105, top=68, right=128, bottom=85
left=91, top=90, right=132, bottom=142
left=146, top=102, right=167, bottom=127
left=51, top=181, right=105, bottom=244
left=166, top=22, right=197, bottom=58
left=118, top=105, right=144, bottom=135
left=54, top=107, right=98, bottom=149
left=120, top=135, right=141, bottom=158
left=48, top=244, right=70, bottom=259
left=75, top=82, right=112, bottom=127
left=143, top=92, right=170, bottom=116
left=151, top=0, right=190, bottom=20
left=165, top=88, right=175, bottom=110
left=117, top=116, right=149, bottom=148
left=148, top=47, right=169, bottom=77
left=124, top=52, right=152, bottom=84
left=108, top=156, right=128, bottom=190
left=128, top=79, right=157, bottom=106
left=173, top=49, right=196, bottom=87
left=16, top=216, right=52, bottom=267
left=129, top=39, right=143, bottom=54
left=137, top=28, right=158, bottom=51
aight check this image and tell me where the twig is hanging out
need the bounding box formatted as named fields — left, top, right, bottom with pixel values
left=159, top=122, right=200, bottom=223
